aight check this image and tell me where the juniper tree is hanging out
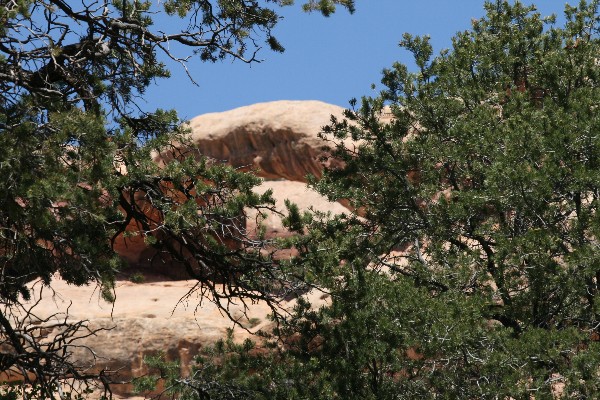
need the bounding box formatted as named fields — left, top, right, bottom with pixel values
left=293, top=0, right=600, bottom=397
left=162, top=1, right=600, bottom=399
left=0, top=0, right=354, bottom=396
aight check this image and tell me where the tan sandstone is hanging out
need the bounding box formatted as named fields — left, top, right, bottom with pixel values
left=246, top=179, right=350, bottom=240
left=119, top=101, right=354, bottom=272
left=9, top=101, right=357, bottom=398
left=157, top=100, right=350, bottom=181
left=18, top=278, right=274, bottom=397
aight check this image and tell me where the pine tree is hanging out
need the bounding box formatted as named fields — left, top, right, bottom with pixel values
left=293, top=1, right=600, bottom=397
left=0, top=0, right=353, bottom=397
left=183, top=1, right=600, bottom=399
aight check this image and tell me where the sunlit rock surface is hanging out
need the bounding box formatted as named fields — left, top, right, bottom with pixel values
left=15, top=101, right=353, bottom=398
left=166, top=100, right=349, bottom=181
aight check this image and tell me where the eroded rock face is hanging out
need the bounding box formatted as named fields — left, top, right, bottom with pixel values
left=159, top=100, right=349, bottom=182
left=246, top=180, right=349, bottom=240
left=23, top=278, right=273, bottom=397
left=22, top=102, right=355, bottom=398
left=21, top=277, right=331, bottom=398
left=119, top=101, right=351, bottom=272
left=115, top=180, right=350, bottom=271
left=112, top=184, right=247, bottom=280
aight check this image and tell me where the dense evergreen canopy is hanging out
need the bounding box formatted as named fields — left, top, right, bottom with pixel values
left=7, top=0, right=600, bottom=398
left=149, top=1, right=600, bottom=399
left=0, top=0, right=353, bottom=397
left=294, top=0, right=600, bottom=397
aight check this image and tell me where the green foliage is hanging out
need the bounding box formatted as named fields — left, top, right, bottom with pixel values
left=129, top=272, right=146, bottom=283
left=156, top=1, right=600, bottom=399
left=295, top=0, right=600, bottom=397
left=302, top=0, right=355, bottom=16
left=137, top=329, right=342, bottom=400
left=135, top=332, right=260, bottom=399
left=0, top=0, right=354, bottom=396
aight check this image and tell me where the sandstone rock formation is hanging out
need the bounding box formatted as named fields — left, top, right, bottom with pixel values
left=11, top=101, right=356, bottom=398
left=157, top=100, right=349, bottom=182
left=114, top=180, right=351, bottom=276
left=20, top=278, right=273, bottom=397
left=19, top=276, right=332, bottom=398
left=119, top=100, right=352, bottom=273
left=246, top=179, right=349, bottom=240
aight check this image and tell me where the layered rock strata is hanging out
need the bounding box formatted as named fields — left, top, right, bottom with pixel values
left=156, top=100, right=349, bottom=181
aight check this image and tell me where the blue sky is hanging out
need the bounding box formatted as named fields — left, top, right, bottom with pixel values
left=144, top=0, right=567, bottom=121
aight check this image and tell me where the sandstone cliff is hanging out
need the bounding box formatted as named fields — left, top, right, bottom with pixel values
left=156, top=100, right=349, bottom=181
left=15, top=101, right=350, bottom=398
left=118, top=100, right=352, bottom=274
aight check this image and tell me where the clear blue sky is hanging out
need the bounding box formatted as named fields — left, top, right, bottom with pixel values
left=144, top=0, right=567, bottom=121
